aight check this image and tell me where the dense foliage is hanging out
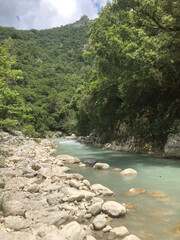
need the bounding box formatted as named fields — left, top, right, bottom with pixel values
left=0, top=16, right=90, bottom=136
left=73, top=0, right=180, bottom=143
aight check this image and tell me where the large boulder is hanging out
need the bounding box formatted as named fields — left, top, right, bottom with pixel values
left=59, top=221, right=86, bottom=240
left=102, top=201, right=126, bottom=217
left=93, top=163, right=110, bottom=170
left=164, top=133, right=180, bottom=158
left=92, top=214, right=107, bottom=230
left=90, top=184, right=114, bottom=196
left=120, top=168, right=137, bottom=176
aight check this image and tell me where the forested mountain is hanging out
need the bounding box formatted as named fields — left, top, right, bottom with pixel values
left=0, top=16, right=90, bottom=136
left=0, top=1, right=180, bottom=148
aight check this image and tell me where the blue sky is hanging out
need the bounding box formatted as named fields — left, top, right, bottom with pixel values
left=0, top=0, right=110, bottom=30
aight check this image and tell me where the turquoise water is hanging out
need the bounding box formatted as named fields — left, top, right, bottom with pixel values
left=54, top=138, right=180, bottom=240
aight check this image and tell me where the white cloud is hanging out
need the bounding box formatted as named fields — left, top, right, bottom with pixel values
left=0, top=0, right=110, bottom=30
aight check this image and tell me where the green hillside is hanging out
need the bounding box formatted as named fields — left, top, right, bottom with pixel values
left=0, top=16, right=90, bottom=136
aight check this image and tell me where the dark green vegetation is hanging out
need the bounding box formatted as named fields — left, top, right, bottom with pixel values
left=0, top=16, right=90, bottom=136
left=0, top=2, right=180, bottom=146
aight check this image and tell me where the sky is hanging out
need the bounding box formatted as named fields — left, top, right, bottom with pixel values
left=0, top=0, right=110, bottom=30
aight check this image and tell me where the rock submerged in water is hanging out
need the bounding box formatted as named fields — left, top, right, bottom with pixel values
left=120, top=168, right=138, bottom=176
left=84, top=159, right=97, bottom=166
left=126, top=188, right=146, bottom=196
left=93, top=163, right=110, bottom=170
left=108, top=226, right=129, bottom=239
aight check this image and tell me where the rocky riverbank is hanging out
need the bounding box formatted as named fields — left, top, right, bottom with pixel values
left=76, top=133, right=180, bottom=159
left=0, top=130, right=141, bottom=240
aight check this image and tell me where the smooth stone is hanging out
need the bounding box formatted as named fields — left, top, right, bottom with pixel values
left=3, top=200, right=25, bottom=217
left=47, top=211, right=69, bottom=227
left=122, top=234, right=141, bottom=240
left=59, top=221, right=86, bottom=240
left=102, top=201, right=126, bottom=217
left=4, top=216, right=29, bottom=231
left=103, top=225, right=112, bottom=232
left=90, top=184, right=114, bottom=196
left=69, top=179, right=80, bottom=189
left=88, top=202, right=102, bottom=216
left=55, top=155, right=80, bottom=164
left=93, top=163, right=110, bottom=170
left=92, top=214, right=107, bottom=230
left=108, top=226, right=129, bottom=239
left=120, top=168, right=138, bottom=176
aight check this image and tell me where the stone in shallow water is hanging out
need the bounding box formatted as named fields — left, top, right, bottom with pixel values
left=93, top=163, right=110, bottom=170
left=147, top=191, right=171, bottom=201
left=126, top=188, right=146, bottom=196
left=120, top=168, right=137, bottom=176
left=170, top=223, right=180, bottom=237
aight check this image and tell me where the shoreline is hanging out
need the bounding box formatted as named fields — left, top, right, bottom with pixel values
left=75, top=134, right=180, bottom=159
left=0, top=130, right=141, bottom=240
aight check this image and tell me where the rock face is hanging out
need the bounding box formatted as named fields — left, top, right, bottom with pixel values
left=120, top=168, right=138, bottom=176
left=164, top=133, right=180, bottom=158
left=93, top=163, right=110, bottom=170
left=102, top=201, right=126, bottom=217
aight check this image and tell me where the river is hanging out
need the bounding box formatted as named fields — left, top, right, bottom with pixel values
left=54, top=138, right=180, bottom=240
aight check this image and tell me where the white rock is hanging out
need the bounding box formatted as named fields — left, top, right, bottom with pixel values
left=69, top=179, right=80, bottom=189
left=3, top=200, right=25, bottom=217
left=86, top=235, right=96, bottom=240
left=59, top=221, right=86, bottom=240
left=83, top=179, right=90, bottom=188
left=108, top=226, right=129, bottom=239
left=47, top=211, right=69, bottom=227
left=103, top=225, right=112, bottom=232
left=92, top=214, right=107, bottom=230
left=90, top=184, right=114, bottom=196
left=102, top=201, right=126, bottom=217
left=122, top=234, right=141, bottom=240
left=55, top=155, right=80, bottom=164
left=120, top=168, right=137, bottom=176
left=93, top=163, right=110, bottom=170
left=88, top=202, right=102, bottom=216
left=4, top=216, right=29, bottom=231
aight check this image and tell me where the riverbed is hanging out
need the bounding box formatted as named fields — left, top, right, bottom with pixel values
left=54, top=138, right=180, bottom=240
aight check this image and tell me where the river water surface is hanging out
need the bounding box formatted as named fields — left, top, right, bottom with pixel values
left=54, top=138, right=180, bottom=240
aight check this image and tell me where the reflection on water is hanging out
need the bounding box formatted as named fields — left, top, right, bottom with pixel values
left=54, top=138, right=180, bottom=240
